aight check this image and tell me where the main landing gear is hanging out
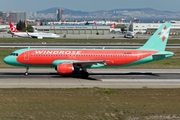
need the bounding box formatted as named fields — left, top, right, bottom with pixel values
left=24, top=67, right=29, bottom=76
left=81, top=68, right=89, bottom=78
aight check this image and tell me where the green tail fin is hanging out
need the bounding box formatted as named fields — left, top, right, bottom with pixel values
left=139, top=23, right=171, bottom=51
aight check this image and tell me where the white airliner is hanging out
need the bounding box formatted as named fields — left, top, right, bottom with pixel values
left=124, top=31, right=136, bottom=38
left=110, top=23, right=121, bottom=33
left=124, top=20, right=136, bottom=38
left=9, top=23, right=60, bottom=39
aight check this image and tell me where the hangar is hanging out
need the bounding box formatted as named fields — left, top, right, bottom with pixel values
left=35, top=25, right=110, bottom=35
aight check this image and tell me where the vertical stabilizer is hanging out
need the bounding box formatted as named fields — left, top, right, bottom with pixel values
left=139, top=23, right=171, bottom=51
left=9, top=23, right=21, bottom=33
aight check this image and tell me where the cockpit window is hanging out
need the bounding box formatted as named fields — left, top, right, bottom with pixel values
left=10, top=53, right=18, bottom=56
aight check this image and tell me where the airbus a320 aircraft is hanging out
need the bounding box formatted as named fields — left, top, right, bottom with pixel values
left=4, top=23, right=173, bottom=78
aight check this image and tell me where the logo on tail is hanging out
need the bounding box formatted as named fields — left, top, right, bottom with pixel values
left=9, top=23, right=21, bottom=33
left=158, top=26, right=170, bottom=42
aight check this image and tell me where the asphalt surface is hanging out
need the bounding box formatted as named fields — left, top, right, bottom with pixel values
left=0, top=69, right=180, bottom=88
left=0, top=32, right=179, bottom=39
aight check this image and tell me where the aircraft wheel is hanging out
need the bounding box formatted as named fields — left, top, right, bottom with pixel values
left=124, top=35, right=126, bottom=38
left=81, top=71, right=89, bottom=78
left=25, top=72, right=28, bottom=76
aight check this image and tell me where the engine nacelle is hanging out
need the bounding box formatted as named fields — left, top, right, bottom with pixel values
left=57, top=64, right=74, bottom=75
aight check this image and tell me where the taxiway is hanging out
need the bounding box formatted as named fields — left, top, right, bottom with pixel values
left=0, top=69, right=180, bottom=88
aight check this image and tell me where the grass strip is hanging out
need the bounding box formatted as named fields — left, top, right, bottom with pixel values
left=0, top=38, right=180, bottom=44
left=0, top=88, right=179, bottom=119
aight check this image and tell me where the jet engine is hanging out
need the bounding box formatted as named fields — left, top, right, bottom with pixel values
left=57, top=64, right=74, bottom=75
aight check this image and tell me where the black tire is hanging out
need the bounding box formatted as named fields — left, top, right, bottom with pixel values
left=24, top=72, right=28, bottom=76
left=81, top=71, right=89, bottom=78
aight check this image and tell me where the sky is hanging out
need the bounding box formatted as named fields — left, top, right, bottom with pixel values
left=1, top=0, right=180, bottom=12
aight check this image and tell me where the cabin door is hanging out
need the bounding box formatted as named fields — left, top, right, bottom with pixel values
left=24, top=51, right=30, bottom=61
left=137, top=51, right=142, bottom=61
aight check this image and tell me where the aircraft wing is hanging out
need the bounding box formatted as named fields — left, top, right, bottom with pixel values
left=52, top=60, right=109, bottom=68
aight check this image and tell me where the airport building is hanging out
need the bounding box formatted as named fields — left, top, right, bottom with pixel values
left=7, top=11, right=27, bottom=23
left=35, top=25, right=110, bottom=35
left=0, top=11, right=7, bottom=21
left=56, top=9, right=62, bottom=21
left=129, top=23, right=180, bottom=34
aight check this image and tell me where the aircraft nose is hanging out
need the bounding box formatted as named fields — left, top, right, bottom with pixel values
left=3, top=56, right=11, bottom=65
left=3, top=56, right=17, bottom=65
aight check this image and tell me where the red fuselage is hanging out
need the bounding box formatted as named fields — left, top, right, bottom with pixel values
left=16, top=49, right=158, bottom=66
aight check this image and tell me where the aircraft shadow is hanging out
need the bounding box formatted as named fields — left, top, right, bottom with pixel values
left=89, top=72, right=158, bottom=76
left=0, top=72, right=158, bottom=81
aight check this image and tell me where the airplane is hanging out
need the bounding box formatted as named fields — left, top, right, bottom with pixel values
left=124, top=31, right=136, bottom=38
left=4, top=23, right=173, bottom=78
left=124, top=21, right=136, bottom=38
left=12, top=21, right=15, bottom=26
left=110, top=23, right=121, bottom=33
left=25, top=21, right=28, bottom=27
left=9, top=23, right=60, bottom=39
left=36, top=22, right=40, bottom=26
left=25, top=31, right=60, bottom=39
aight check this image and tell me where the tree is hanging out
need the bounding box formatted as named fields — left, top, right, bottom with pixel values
left=121, top=27, right=126, bottom=33
left=16, top=20, right=25, bottom=31
left=22, top=25, right=34, bottom=32
left=40, top=22, right=43, bottom=25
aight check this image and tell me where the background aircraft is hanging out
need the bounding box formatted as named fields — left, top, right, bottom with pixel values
left=110, top=23, right=121, bottom=33
left=4, top=23, right=173, bottom=78
left=9, top=23, right=60, bottom=39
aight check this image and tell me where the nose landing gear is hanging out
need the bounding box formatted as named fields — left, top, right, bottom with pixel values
left=24, top=67, right=29, bottom=76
